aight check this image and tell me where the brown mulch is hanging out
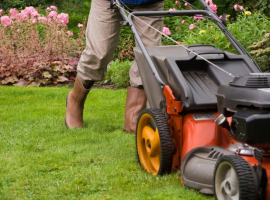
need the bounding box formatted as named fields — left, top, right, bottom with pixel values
left=92, top=81, right=124, bottom=89
left=53, top=81, right=124, bottom=89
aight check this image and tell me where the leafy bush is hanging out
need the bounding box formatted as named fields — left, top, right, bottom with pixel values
left=248, top=32, right=270, bottom=72
left=179, top=12, right=270, bottom=54
left=162, top=0, right=203, bottom=45
left=224, top=0, right=270, bottom=18
left=114, top=36, right=135, bottom=61
left=0, top=60, right=77, bottom=86
left=112, top=26, right=134, bottom=61
left=105, top=60, right=132, bottom=87
left=163, top=2, right=270, bottom=54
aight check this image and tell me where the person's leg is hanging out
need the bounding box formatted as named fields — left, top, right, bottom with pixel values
left=65, top=0, right=122, bottom=129
left=123, top=1, right=164, bottom=133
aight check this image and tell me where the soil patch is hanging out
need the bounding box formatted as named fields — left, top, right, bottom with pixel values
left=52, top=81, right=124, bottom=89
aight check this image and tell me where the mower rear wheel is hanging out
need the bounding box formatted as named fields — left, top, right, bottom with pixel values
left=136, top=108, right=174, bottom=175
left=214, top=155, right=259, bottom=200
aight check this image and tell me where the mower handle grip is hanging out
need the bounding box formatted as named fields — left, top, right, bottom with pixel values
left=188, top=49, right=225, bottom=55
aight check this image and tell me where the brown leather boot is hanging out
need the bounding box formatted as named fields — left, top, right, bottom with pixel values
left=123, top=86, right=147, bottom=134
left=65, top=78, right=91, bottom=129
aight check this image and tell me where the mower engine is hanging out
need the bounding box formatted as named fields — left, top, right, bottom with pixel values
left=216, top=73, right=270, bottom=147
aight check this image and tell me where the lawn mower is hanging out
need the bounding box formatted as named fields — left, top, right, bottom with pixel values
left=113, top=0, right=270, bottom=199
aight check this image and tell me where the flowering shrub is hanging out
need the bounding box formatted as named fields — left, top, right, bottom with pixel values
left=223, top=0, right=270, bottom=18
left=0, top=6, right=86, bottom=86
left=114, top=36, right=134, bottom=61
left=178, top=10, right=270, bottom=53
left=248, top=32, right=270, bottom=72
left=162, top=0, right=270, bottom=61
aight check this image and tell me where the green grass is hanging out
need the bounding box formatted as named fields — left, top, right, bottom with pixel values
left=0, top=86, right=214, bottom=200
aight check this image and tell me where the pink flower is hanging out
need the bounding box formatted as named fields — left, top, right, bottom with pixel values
left=234, top=4, right=243, bottom=11
left=19, top=6, right=39, bottom=21
left=0, top=9, right=3, bottom=16
left=205, top=0, right=217, bottom=13
left=16, top=13, right=28, bottom=21
left=219, top=15, right=222, bottom=19
left=30, top=11, right=40, bottom=18
left=38, top=16, right=47, bottom=22
left=26, top=6, right=36, bottom=13
left=78, top=23, right=83, bottom=28
left=17, top=29, right=20, bottom=32
left=50, top=5, right=57, bottom=10
left=209, top=3, right=217, bottom=13
left=67, top=31, right=73, bottom=36
left=175, top=1, right=180, bottom=4
left=169, top=8, right=176, bottom=11
left=46, top=7, right=51, bottom=12
left=185, top=3, right=188, bottom=6
left=31, top=18, right=37, bottom=23
left=1, top=16, right=13, bottom=27
left=57, top=13, right=69, bottom=26
left=48, top=11, right=57, bottom=19
left=56, top=31, right=62, bottom=35
left=9, top=8, right=19, bottom=19
left=163, top=27, right=170, bottom=36
left=194, top=15, right=203, bottom=21
left=181, top=20, right=185, bottom=24
left=21, top=6, right=36, bottom=16
left=189, top=24, right=196, bottom=30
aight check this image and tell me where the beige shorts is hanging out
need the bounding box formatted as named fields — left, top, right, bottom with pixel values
left=77, top=0, right=164, bottom=87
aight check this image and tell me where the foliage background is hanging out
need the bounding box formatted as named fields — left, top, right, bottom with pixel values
left=0, top=0, right=63, bottom=11
left=1, top=0, right=270, bottom=58
left=1, top=0, right=270, bottom=87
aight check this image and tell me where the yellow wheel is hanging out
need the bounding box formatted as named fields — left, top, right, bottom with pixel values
left=136, top=108, right=174, bottom=175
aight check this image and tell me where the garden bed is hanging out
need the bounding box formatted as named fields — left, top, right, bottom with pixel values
left=1, top=2, right=270, bottom=89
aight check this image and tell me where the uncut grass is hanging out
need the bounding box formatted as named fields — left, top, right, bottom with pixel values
left=0, top=86, right=214, bottom=200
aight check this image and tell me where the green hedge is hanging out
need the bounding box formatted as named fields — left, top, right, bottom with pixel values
left=0, top=0, right=62, bottom=10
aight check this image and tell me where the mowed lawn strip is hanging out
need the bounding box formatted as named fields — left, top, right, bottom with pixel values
left=0, top=86, right=213, bottom=200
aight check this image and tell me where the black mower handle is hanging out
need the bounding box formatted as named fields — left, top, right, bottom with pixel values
left=113, top=0, right=258, bottom=89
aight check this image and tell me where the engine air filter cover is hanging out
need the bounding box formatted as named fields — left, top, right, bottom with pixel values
left=231, top=109, right=270, bottom=144
left=230, top=73, right=270, bottom=88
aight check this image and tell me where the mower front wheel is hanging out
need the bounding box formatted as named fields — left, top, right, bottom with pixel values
left=136, top=108, right=174, bottom=175
left=214, top=155, right=259, bottom=200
